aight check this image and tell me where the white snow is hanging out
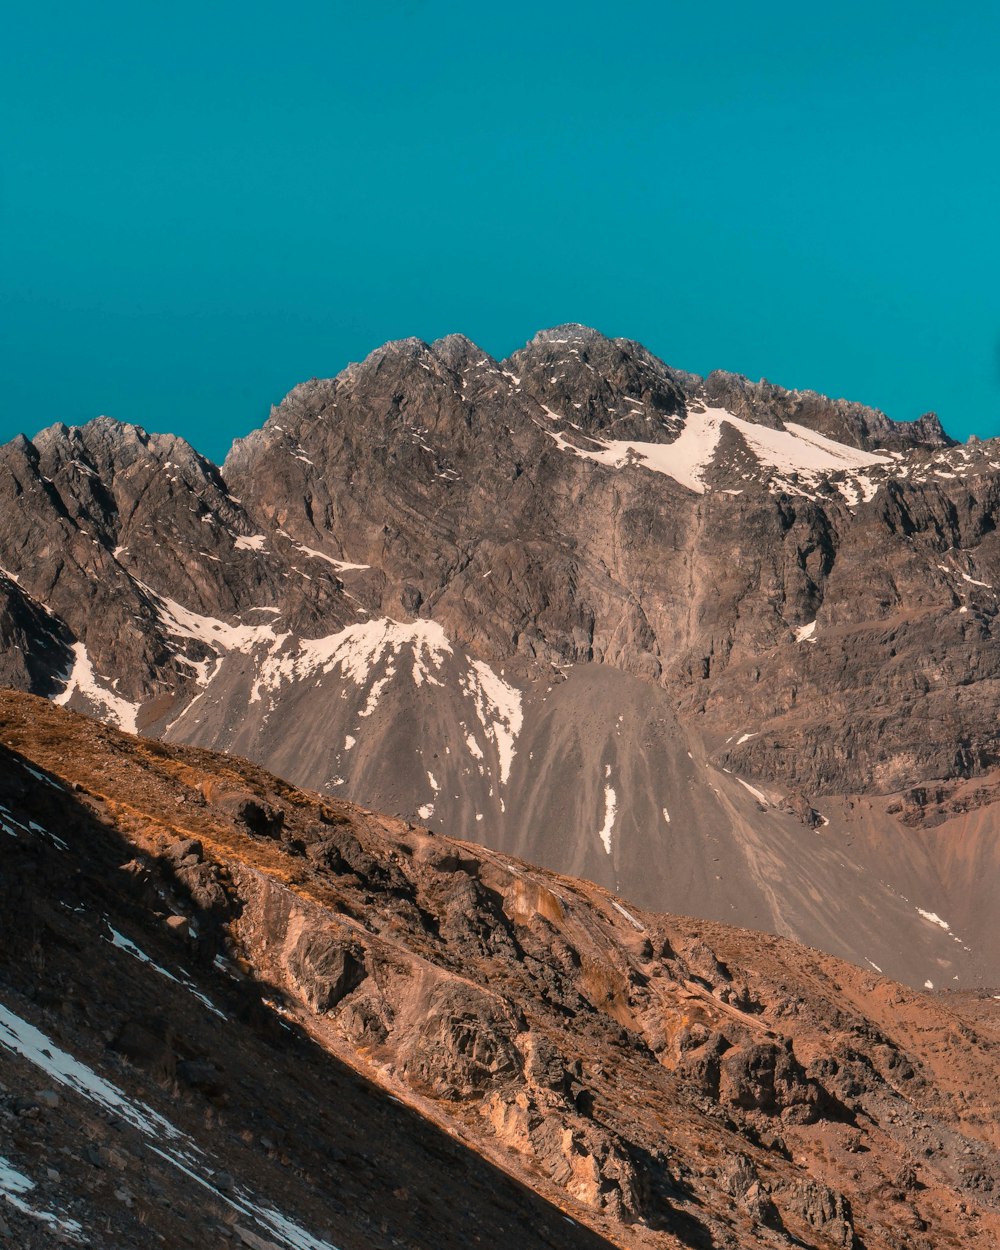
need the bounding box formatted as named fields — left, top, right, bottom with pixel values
left=255, top=618, right=453, bottom=709
left=234, top=534, right=268, bottom=551
left=924, top=979, right=934, bottom=990
left=542, top=404, right=892, bottom=496
left=736, top=732, right=758, bottom=744
left=864, top=958, right=883, bottom=973
left=916, top=907, right=950, bottom=931
left=17, top=761, right=64, bottom=790
left=0, top=801, right=68, bottom=850
left=286, top=540, right=370, bottom=573
left=610, top=898, right=643, bottom=931
left=662, top=807, right=671, bottom=824
left=426, top=771, right=440, bottom=794
left=736, top=778, right=768, bottom=805
left=149, top=586, right=288, bottom=657
left=0, top=1002, right=181, bottom=1139
left=155, top=602, right=524, bottom=793
left=0, top=1155, right=34, bottom=1199
left=106, top=926, right=226, bottom=1020
left=0, top=1003, right=340, bottom=1250
left=462, top=661, right=523, bottom=785
left=417, top=803, right=434, bottom=821
left=0, top=1154, right=83, bottom=1239
left=794, top=620, right=817, bottom=643
left=53, top=642, right=141, bottom=733
left=598, top=783, right=617, bottom=855
left=344, top=735, right=356, bottom=751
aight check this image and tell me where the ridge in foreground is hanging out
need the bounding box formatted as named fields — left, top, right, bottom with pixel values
left=0, top=690, right=997, bottom=1249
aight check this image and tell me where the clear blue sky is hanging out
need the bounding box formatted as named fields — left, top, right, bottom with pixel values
left=3, top=1, right=999, bottom=463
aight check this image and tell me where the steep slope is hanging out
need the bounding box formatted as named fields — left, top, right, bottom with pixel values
left=2, top=326, right=1000, bottom=988
left=0, top=691, right=997, bottom=1250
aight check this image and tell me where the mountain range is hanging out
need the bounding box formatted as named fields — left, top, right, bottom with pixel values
left=1, top=325, right=999, bottom=992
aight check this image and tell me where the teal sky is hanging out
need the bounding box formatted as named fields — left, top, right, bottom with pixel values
left=3, top=2, right=999, bottom=464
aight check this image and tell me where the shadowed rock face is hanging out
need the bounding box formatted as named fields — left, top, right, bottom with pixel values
left=1, top=326, right=999, bottom=987
left=0, top=691, right=997, bottom=1250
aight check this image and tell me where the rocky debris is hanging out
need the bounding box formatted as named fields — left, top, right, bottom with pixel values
left=0, top=574, right=74, bottom=696
left=718, top=1153, right=782, bottom=1229
left=780, top=1178, right=856, bottom=1248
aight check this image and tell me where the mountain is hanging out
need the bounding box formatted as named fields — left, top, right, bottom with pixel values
left=1, top=690, right=997, bottom=1249
left=0, top=325, right=998, bottom=990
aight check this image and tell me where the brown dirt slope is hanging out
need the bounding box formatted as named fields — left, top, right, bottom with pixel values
left=0, top=689, right=998, bottom=1250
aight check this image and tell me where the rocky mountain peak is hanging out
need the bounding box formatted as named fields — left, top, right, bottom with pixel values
left=505, top=324, right=688, bottom=443
left=27, top=414, right=222, bottom=489
left=427, top=331, right=496, bottom=371
left=697, top=371, right=955, bottom=452
left=525, top=322, right=610, bottom=345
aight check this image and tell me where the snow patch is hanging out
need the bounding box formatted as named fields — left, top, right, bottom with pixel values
left=0, top=1003, right=340, bottom=1250
left=145, top=584, right=289, bottom=669
left=285, top=540, right=370, bottom=573
left=53, top=642, right=141, bottom=733
left=234, top=534, right=267, bottom=551
left=0, top=1153, right=83, bottom=1239
left=0, top=801, right=68, bottom=849
left=106, top=926, right=226, bottom=1020
left=542, top=404, right=892, bottom=496
left=736, top=778, right=768, bottom=806
left=794, top=620, right=817, bottom=643
left=598, top=783, right=617, bottom=855
left=255, top=618, right=453, bottom=709
left=462, top=661, right=523, bottom=785
left=610, top=899, right=643, bottom=931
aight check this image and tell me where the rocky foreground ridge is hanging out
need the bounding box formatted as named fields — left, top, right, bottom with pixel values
left=1, top=326, right=1000, bottom=987
left=0, top=691, right=998, bottom=1249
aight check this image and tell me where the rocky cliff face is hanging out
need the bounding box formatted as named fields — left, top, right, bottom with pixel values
left=0, top=692, right=997, bottom=1250
left=1, top=326, right=999, bottom=988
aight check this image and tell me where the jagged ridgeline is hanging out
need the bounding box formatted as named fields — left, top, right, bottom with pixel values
left=1, top=325, right=999, bottom=987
